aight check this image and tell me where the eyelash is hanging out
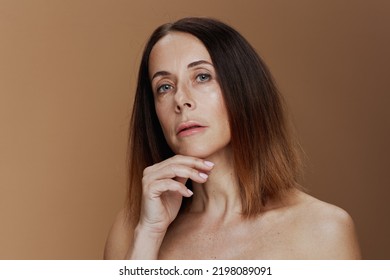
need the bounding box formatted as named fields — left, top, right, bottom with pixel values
left=156, top=84, right=173, bottom=94
left=155, top=73, right=212, bottom=94
left=196, top=73, right=211, bottom=82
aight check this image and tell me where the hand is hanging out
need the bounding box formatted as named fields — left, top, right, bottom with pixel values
left=138, top=155, right=214, bottom=235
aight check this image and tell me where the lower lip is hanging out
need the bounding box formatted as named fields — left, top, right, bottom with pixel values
left=177, top=126, right=206, bottom=137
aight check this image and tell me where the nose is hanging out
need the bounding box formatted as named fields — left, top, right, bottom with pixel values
left=174, top=84, right=195, bottom=113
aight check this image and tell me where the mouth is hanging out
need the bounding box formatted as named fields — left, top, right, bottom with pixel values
left=176, top=121, right=207, bottom=137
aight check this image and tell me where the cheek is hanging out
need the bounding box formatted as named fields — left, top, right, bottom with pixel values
left=206, top=95, right=231, bottom=141
left=216, top=100, right=231, bottom=139
left=214, top=95, right=230, bottom=125
left=155, top=103, right=171, bottom=137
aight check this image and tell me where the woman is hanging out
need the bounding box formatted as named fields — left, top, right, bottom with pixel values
left=104, top=17, right=361, bottom=259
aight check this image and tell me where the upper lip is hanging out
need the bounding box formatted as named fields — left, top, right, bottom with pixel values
left=176, top=121, right=206, bottom=135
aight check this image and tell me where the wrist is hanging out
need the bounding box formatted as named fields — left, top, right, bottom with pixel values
left=135, top=223, right=167, bottom=239
left=136, top=218, right=169, bottom=235
left=126, top=223, right=167, bottom=260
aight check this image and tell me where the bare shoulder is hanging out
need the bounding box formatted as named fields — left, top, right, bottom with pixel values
left=103, top=208, right=133, bottom=260
left=288, top=190, right=361, bottom=259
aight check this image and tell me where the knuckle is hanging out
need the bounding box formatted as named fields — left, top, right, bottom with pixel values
left=141, top=174, right=152, bottom=189
left=172, top=154, right=182, bottom=160
left=141, top=176, right=148, bottom=186
left=168, top=163, right=181, bottom=176
left=169, top=163, right=178, bottom=173
left=168, top=155, right=178, bottom=163
left=192, top=169, right=199, bottom=176
left=143, top=165, right=153, bottom=176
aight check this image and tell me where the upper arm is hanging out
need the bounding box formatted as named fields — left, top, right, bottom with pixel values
left=103, top=208, right=134, bottom=260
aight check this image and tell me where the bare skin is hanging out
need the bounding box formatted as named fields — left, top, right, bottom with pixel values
left=158, top=190, right=361, bottom=259
left=103, top=32, right=361, bottom=260
left=104, top=187, right=361, bottom=259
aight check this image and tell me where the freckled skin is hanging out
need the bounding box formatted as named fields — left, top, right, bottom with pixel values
left=104, top=32, right=361, bottom=260
left=149, top=32, right=231, bottom=159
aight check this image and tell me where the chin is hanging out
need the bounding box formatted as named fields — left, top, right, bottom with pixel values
left=171, top=143, right=210, bottom=157
left=174, top=143, right=231, bottom=160
left=175, top=149, right=212, bottom=159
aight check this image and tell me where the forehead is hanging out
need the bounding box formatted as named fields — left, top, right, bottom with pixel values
left=148, top=32, right=212, bottom=75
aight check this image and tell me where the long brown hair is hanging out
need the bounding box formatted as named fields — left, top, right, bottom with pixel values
left=127, top=17, right=302, bottom=222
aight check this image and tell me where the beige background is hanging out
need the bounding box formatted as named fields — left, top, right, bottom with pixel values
left=0, top=0, right=389, bottom=259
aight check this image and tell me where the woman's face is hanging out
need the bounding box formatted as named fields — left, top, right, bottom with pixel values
left=148, top=31, right=231, bottom=158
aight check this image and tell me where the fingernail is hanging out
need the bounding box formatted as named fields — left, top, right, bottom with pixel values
left=204, top=161, right=215, bottom=167
left=187, top=189, right=193, bottom=196
left=199, top=172, right=208, bottom=179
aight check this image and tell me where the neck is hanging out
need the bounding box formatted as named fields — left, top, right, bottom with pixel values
left=190, top=146, right=242, bottom=219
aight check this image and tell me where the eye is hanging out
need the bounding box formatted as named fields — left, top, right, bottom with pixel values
left=157, top=84, right=174, bottom=94
left=196, top=73, right=211, bottom=83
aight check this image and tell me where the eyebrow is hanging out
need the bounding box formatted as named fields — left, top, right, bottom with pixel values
left=151, top=71, right=171, bottom=81
left=151, top=60, right=213, bottom=81
left=187, top=60, right=213, bottom=69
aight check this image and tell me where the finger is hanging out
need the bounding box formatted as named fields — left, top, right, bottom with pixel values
left=148, top=155, right=215, bottom=175
left=175, top=176, right=187, bottom=185
left=145, top=163, right=209, bottom=184
left=169, top=155, right=215, bottom=171
left=145, top=179, right=193, bottom=198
